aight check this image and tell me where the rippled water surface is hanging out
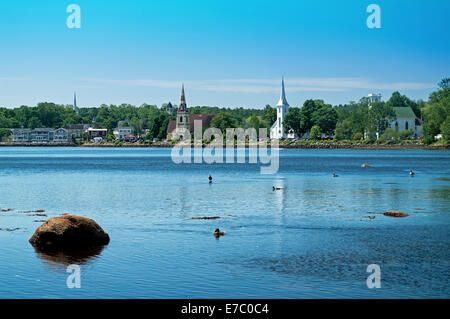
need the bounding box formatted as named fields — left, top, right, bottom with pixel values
left=0, top=147, right=449, bottom=298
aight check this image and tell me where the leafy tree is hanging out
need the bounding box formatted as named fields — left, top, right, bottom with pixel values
left=334, top=119, right=353, bottom=140
left=310, top=125, right=321, bottom=140
left=438, top=77, right=450, bottom=89
left=422, top=81, right=450, bottom=141
left=283, top=107, right=304, bottom=136
left=245, top=115, right=266, bottom=131
left=311, top=101, right=338, bottom=135
left=130, top=117, right=144, bottom=136
left=0, top=128, right=11, bottom=141
left=263, top=105, right=276, bottom=128
left=210, top=111, right=237, bottom=136
left=352, top=132, right=363, bottom=141
left=28, top=117, right=43, bottom=129
left=366, top=101, right=396, bottom=141
left=382, top=128, right=400, bottom=143
left=441, top=116, right=450, bottom=142
left=300, top=99, right=316, bottom=132
left=386, top=91, right=421, bottom=118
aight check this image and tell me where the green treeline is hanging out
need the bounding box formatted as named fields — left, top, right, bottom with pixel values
left=0, top=78, right=449, bottom=143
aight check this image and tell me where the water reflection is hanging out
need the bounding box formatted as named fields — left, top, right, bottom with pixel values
left=32, top=245, right=107, bottom=269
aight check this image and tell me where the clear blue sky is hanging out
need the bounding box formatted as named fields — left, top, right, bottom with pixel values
left=0, top=0, right=448, bottom=109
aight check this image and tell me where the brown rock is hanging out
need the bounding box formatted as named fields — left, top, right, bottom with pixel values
left=383, top=210, right=409, bottom=218
left=29, top=215, right=109, bottom=250
left=361, top=164, right=371, bottom=167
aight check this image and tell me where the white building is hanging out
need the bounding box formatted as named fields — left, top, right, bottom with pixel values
left=10, top=128, right=31, bottom=142
left=53, top=128, right=70, bottom=143
left=368, top=93, right=382, bottom=107
left=390, top=107, right=423, bottom=137
left=11, top=128, right=70, bottom=143
left=31, top=128, right=54, bottom=143
left=113, top=127, right=132, bottom=140
left=270, top=78, right=293, bottom=139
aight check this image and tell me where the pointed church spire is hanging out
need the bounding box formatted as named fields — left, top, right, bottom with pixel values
left=276, top=77, right=289, bottom=107
left=178, top=83, right=187, bottom=112
left=73, top=91, right=79, bottom=114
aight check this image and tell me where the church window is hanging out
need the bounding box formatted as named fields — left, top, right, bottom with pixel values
left=405, top=121, right=408, bottom=130
left=180, top=116, right=182, bottom=123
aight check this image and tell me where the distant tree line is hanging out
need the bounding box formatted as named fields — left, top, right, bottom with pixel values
left=0, top=78, right=448, bottom=143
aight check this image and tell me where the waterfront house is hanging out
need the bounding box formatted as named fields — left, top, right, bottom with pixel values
left=66, top=124, right=92, bottom=139
left=86, top=128, right=107, bottom=141
left=10, top=128, right=32, bottom=142
left=31, top=128, right=54, bottom=143
left=113, top=127, right=133, bottom=140
left=10, top=127, right=70, bottom=143
left=53, top=128, right=70, bottom=143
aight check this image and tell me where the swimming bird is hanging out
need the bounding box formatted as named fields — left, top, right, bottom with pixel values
left=213, top=228, right=225, bottom=237
left=209, top=175, right=212, bottom=183
left=409, top=170, right=415, bottom=176
left=332, top=173, right=339, bottom=177
left=272, top=186, right=282, bottom=191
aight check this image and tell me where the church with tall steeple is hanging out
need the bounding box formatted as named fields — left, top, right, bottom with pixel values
left=270, top=77, right=291, bottom=139
left=176, top=84, right=190, bottom=134
left=166, top=84, right=216, bottom=140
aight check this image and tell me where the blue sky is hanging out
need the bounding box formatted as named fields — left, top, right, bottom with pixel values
left=0, top=0, right=449, bottom=109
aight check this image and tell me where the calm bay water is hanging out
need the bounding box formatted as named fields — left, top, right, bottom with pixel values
left=0, top=147, right=449, bottom=298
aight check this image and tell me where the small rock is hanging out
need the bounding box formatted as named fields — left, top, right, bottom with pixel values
left=191, top=216, right=221, bottom=220
left=383, top=210, right=409, bottom=218
left=361, top=164, right=371, bottom=167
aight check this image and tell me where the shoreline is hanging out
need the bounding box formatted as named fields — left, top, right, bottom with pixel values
left=0, top=142, right=449, bottom=150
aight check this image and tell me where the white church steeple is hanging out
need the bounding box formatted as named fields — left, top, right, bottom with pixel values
left=270, top=77, right=290, bottom=139
left=276, top=77, right=289, bottom=107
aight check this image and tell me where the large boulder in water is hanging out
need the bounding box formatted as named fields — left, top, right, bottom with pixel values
left=29, top=215, right=109, bottom=250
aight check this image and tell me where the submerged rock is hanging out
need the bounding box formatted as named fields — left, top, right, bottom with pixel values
left=383, top=210, right=409, bottom=217
left=191, top=216, right=221, bottom=220
left=0, top=227, right=20, bottom=231
left=29, top=215, right=110, bottom=250
left=361, top=164, right=371, bottom=167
